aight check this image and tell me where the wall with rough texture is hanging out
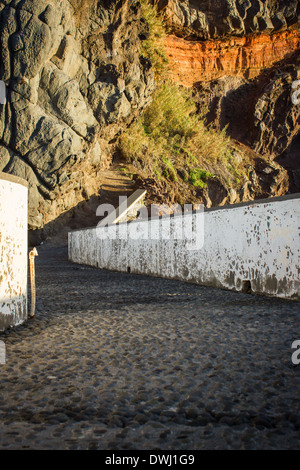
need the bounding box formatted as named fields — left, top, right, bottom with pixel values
left=0, top=0, right=298, bottom=238
left=165, top=29, right=299, bottom=85
left=158, top=0, right=300, bottom=172
left=157, top=0, right=299, bottom=39
left=0, top=0, right=155, bottom=231
left=68, top=194, right=300, bottom=300
left=0, top=172, right=28, bottom=331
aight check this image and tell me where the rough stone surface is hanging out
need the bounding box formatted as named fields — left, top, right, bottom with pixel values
left=0, top=0, right=298, bottom=235
left=0, top=0, right=155, bottom=230
left=134, top=151, right=289, bottom=209
left=157, top=0, right=299, bottom=39
left=0, top=245, right=299, bottom=450
left=69, top=194, right=300, bottom=300
left=159, top=0, right=299, bottom=186
left=195, top=59, right=300, bottom=158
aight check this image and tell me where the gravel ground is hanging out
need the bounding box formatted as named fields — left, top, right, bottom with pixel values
left=0, top=244, right=299, bottom=450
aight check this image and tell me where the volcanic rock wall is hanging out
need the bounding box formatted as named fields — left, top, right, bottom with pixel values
left=159, top=0, right=300, bottom=164
left=0, top=172, right=28, bottom=331
left=164, top=29, right=299, bottom=85
left=0, top=0, right=299, bottom=235
left=0, top=0, right=155, bottom=231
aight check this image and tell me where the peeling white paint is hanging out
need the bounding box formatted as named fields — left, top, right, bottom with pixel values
left=0, top=174, right=28, bottom=331
left=68, top=195, right=300, bottom=300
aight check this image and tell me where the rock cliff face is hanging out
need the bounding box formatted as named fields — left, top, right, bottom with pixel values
left=0, top=0, right=298, bottom=236
left=0, top=0, right=154, bottom=230
left=165, top=29, right=299, bottom=84
left=195, top=58, right=300, bottom=156
left=158, top=0, right=299, bottom=180
left=160, top=0, right=299, bottom=84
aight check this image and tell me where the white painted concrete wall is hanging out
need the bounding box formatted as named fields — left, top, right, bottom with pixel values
left=0, top=173, right=28, bottom=331
left=68, top=194, right=300, bottom=300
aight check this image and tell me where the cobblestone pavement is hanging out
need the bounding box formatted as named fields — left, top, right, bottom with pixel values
left=0, top=244, right=300, bottom=450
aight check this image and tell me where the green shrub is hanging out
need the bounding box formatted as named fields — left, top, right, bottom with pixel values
left=118, top=1, right=249, bottom=200
left=161, top=157, right=178, bottom=182
left=119, top=80, right=232, bottom=179
left=140, top=0, right=169, bottom=75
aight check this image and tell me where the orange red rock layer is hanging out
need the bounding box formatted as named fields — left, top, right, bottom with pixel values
left=164, top=29, right=299, bottom=86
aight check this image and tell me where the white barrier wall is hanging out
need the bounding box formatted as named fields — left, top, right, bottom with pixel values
left=68, top=194, right=300, bottom=300
left=0, top=173, right=28, bottom=331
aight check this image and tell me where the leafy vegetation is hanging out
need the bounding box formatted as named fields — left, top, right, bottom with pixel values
left=118, top=0, right=249, bottom=204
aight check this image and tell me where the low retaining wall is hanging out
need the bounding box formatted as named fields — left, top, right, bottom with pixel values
left=0, top=173, right=28, bottom=331
left=68, top=194, right=300, bottom=300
